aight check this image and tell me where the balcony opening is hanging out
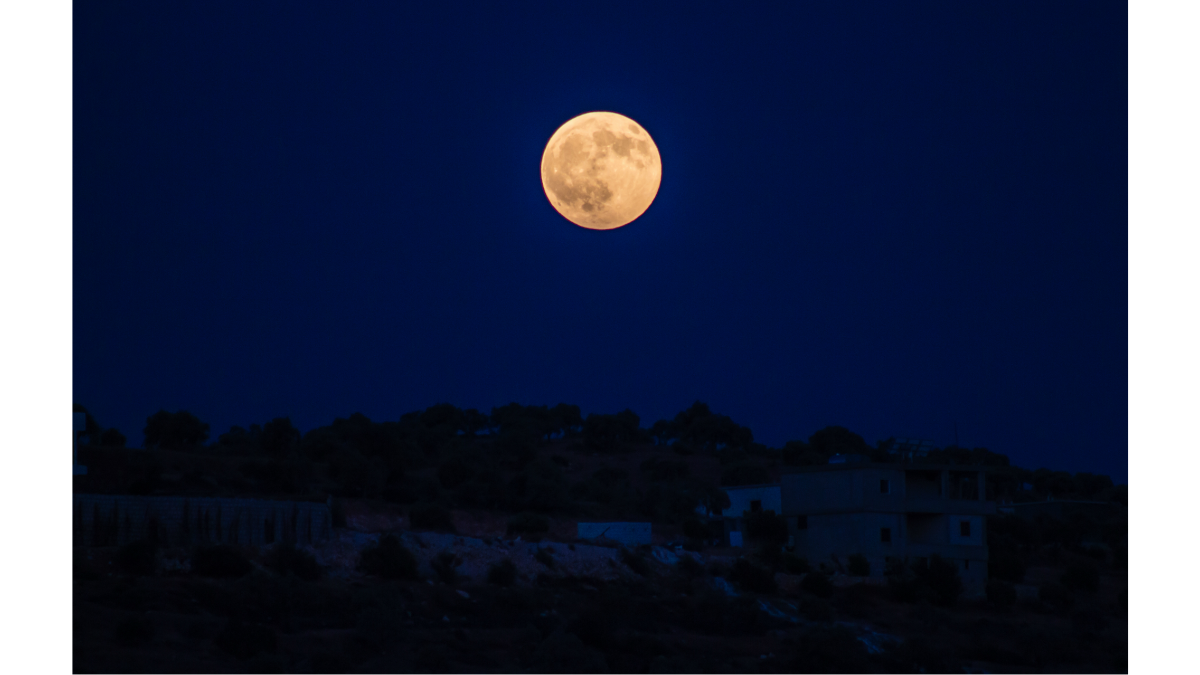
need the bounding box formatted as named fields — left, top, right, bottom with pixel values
left=960, top=520, right=971, bottom=537
left=749, top=500, right=762, bottom=513
left=796, top=515, right=808, bottom=530
left=880, top=479, right=890, bottom=494
left=880, top=527, right=891, bottom=543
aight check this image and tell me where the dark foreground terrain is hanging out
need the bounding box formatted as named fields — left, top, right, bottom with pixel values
left=73, top=537, right=1127, bottom=674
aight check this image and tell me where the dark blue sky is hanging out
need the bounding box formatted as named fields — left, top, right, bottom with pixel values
left=73, top=1, right=1127, bottom=482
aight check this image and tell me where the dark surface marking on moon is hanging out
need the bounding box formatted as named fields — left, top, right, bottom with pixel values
left=628, top=123, right=640, bottom=134
left=593, top=129, right=634, bottom=157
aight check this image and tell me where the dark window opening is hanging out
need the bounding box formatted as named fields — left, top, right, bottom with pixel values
left=880, top=479, right=890, bottom=494
left=960, top=521, right=971, bottom=537
left=964, top=560, right=970, bottom=571
left=796, top=515, right=808, bottom=530
left=880, top=527, right=891, bottom=543
left=749, top=500, right=762, bottom=513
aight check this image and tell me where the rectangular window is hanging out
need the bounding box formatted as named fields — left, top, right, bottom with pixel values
left=796, top=515, right=808, bottom=530
left=960, top=521, right=971, bottom=537
left=749, top=500, right=762, bottom=513
left=880, top=527, right=891, bottom=543
left=880, top=479, right=890, bottom=494
left=964, top=560, right=970, bottom=571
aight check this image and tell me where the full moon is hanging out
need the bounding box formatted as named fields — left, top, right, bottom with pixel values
left=541, top=111, right=662, bottom=230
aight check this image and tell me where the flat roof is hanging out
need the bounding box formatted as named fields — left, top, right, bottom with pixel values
left=780, top=463, right=994, bottom=474
left=722, top=482, right=781, bottom=491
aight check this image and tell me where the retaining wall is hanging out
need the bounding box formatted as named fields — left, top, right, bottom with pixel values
left=73, top=494, right=332, bottom=548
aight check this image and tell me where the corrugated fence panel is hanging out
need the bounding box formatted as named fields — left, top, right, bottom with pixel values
left=73, top=494, right=332, bottom=548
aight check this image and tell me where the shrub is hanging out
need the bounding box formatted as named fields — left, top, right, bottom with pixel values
left=676, top=556, right=703, bottom=576
left=800, top=598, right=834, bottom=622
left=437, top=456, right=476, bottom=489
left=74, top=548, right=100, bottom=580
left=752, top=541, right=784, bottom=571
left=431, top=550, right=460, bottom=583
left=729, top=558, right=777, bottom=594
left=263, top=541, right=321, bottom=581
left=329, top=498, right=347, bottom=528
left=988, top=547, right=1026, bottom=582
left=682, top=539, right=704, bottom=552
left=782, top=554, right=810, bottom=575
left=986, top=580, right=1017, bottom=609
left=1038, top=581, right=1074, bottom=611
left=506, top=511, right=550, bottom=536
left=847, top=553, right=870, bottom=577
left=743, top=510, right=788, bottom=546
left=115, top=539, right=158, bottom=576
left=192, top=544, right=253, bottom=579
left=918, top=555, right=963, bottom=607
left=487, top=559, right=518, bottom=587
left=409, top=503, right=456, bottom=532
left=114, top=614, right=155, bottom=647
left=357, top=534, right=418, bottom=580
left=214, top=618, right=277, bottom=660
left=1061, top=560, right=1100, bottom=593
left=801, top=571, right=833, bottom=598
left=707, top=561, right=730, bottom=578
left=621, top=548, right=651, bottom=577
left=682, top=519, right=708, bottom=540
left=535, top=548, right=556, bottom=570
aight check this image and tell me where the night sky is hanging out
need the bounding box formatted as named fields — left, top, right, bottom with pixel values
left=72, top=1, right=1127, bottom=482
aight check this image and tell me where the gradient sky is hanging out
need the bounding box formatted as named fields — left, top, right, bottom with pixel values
left=73, top=1, right=1127, bottom=482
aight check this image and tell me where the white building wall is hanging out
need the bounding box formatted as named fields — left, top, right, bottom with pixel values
left=724, top=484, right=782, bottom=517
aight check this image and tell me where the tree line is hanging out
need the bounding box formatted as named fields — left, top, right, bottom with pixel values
left=73, top=400, right=1125, bottom=507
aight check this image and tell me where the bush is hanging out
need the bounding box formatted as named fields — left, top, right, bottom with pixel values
left=1061, top=560, right=1100, bottom=592
left=1039, top=581, right=1074, bottom=611
left=535, top=548, right=556, bottom=569
left=409, top=502, right=456, bottom=532
left=782, top=554, right=810, bottom=575
left=263, top=541, right=321, bottom=581
left=682, top=519, right=709, bottom=540
left=114, top=614, right=155, bottom=647
left=988, top=547, right=1026, bottom=582
left=357, top=534, right=418, bottom=580
left=621, top=548, right=651, bottom=577
left=214, top=618, right=277, bottom=660
left=676, top=556, right=703, bottom=576
left=847, top=553, right=870, bottom=577
left=986, top=580, right=1017, bottom=609
left=729, top=558, right=777, bottom=594
left=487, top=558, right=518, bottom=587
left=801, top=571, right=833, bottom=599
left=743, top=510, right=788, bottom=547
left=431, top=550, right=460, bottom=584
left=74, top=548, right=100, bottom=580
left=115, top=539, right=158, bottom=576
left=506, top=511, right=550, bottom=536
left=192, top=544, right=253, bottom=579
left=329, top=498, right=347, bottom=528
left=919, top=555, right=963, bottom=607
left=682, top=539, right=704, bottom=552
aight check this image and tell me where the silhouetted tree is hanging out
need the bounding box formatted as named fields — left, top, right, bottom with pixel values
left=98, top=427, right=126, bottom=447
left=808, top=425, right=870, bottom=460
left=143, top=410, right=210, bottom=450
left=670, top=401, right=753, bottom=453
left=260, top=417, right=301, bottom=458
left=582, top=409, right=642, bottom=451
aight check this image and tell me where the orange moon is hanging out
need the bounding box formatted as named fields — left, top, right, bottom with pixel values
left=540, top=111, right=662, bottom=230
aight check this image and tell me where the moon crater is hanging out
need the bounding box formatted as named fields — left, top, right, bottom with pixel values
left=541, top=112, right=661, bottom=230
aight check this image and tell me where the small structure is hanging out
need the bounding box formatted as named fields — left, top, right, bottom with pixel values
left=577, top=521, right=651, bottom=547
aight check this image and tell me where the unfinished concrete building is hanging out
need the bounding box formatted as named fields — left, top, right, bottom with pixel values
left=781, top=463, right=995, bottom=586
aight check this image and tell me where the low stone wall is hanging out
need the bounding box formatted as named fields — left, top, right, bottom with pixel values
left=73, top=494, right=332, bottom=548
left=577, top=521, right=652, bottom=547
